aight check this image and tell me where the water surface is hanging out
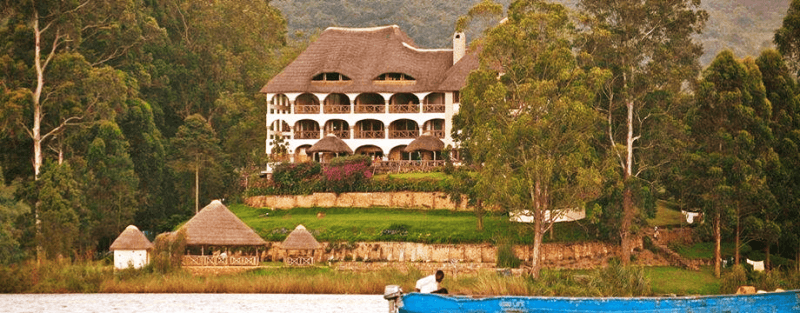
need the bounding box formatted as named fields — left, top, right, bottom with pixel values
left=0, top=293, right=387, bottom=313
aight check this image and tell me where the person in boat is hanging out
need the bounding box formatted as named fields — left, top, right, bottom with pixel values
left=415, top=270, right=448, bottom=294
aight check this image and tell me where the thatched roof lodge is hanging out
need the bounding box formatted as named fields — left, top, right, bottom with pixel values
left=307, top=133, right=353, bottom=162
left=179, top=200, right=266, bottom=266
left=109, top=225, right=153, bottom=270
left=404, top=132, right=445, bottom=160
left=281, top=225, right=321, bottom=266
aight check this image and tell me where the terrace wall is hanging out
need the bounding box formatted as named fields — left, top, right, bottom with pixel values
left=246, top=192, right=471, bottom=211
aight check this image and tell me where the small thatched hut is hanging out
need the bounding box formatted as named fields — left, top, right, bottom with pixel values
left=180, top=200, right=267, bottom=266
left=109, top=225, right=154, bottom=270
left=307, top=133, right=353, bottom=162
left=404, top=132, right=445, bottom=160
left=281, top=225, right=321, bottom=266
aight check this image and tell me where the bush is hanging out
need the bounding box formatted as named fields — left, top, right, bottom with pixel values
left=721, top=264, right=748, bottom=294
left=272, top=162, right=321, bottom=194
left=150, top=229, right=187, bottom=274
left=323, top=156, right=372, bottom=193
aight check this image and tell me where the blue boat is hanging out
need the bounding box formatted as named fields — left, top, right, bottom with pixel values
left=383, top=286, right=800, bottom=313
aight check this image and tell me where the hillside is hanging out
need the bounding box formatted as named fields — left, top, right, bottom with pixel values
left=273, top=0, right=790, bottom=65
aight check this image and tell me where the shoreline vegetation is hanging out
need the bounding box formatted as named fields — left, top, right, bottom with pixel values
left=3, top=258, right=799, bottom=295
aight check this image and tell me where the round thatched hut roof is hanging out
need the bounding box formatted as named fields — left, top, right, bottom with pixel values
left=307, top=134, right=353, bottom=154
left=404, top=133, right=444, bottom=152
left=180, top=200, right=267, bottom=246
left=281, top=225, right=321, bottom=250
left=109, top=225, right=154, bottom=251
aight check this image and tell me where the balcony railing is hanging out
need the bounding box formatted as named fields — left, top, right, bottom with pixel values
left=324, top=105, right=350, bottom=114
left=390, top=103, right=420, bottom=113
left=390, top=129, right=419, bottom=139
left=355, top=104, right=385, bottom=113
left=295, top=105, right=320, bottom=114
left=355, top=130, right=385, bottom=139
left=294, top=130, right=320, bottom=139
left=182, top=255, right=259, bottom=266
left=430, top=130, right=445, bottom=138
left=325, top=130, right=350, bottom=138
left=423, top=104, right=445, bottom=113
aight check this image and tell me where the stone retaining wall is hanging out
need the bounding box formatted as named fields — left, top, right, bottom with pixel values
left=260, top=240, right=641, bottom=270
left=246, top=192, right=470, bottom=210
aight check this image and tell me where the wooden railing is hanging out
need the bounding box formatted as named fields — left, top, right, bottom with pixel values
left=423, top=104, right=445, bottom=113
left=390, top=104, right=419, bottom=113
left=355, top=104, right=385, bottom=113
left=430, top=130, right=445, bottom=138
left=324, top=105, right=350, bottom=114
left=372, top=160, right=447, bottom=174
left=355, top=130, right=385, bottom=139
left=285, top=257, right=314, bottom=266
left=295, top=105, right=320, bottom=114
left=325, top=130, right=350, bottom=138
left=294, top=130, right=320, bottom=139
left=182, top=255, right=259, bottom=266
left=390, top=129, right=418, bottom=139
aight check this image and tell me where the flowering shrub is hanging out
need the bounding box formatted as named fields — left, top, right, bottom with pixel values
left=323, top=155, right=372, bottom=193
left=272, top=161, right=321, bottom=194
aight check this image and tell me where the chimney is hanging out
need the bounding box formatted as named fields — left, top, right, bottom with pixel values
left=453, top=32, right=466, bottom=65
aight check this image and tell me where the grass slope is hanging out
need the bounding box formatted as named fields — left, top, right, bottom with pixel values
left=231, top=204, right=592, bottom=244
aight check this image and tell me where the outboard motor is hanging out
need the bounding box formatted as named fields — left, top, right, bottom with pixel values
left=384, top=285, right=403, bottom=313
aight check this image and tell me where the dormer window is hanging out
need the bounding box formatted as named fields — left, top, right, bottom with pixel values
left=375, top=73, right=415, bottom=81
left=312, top=72, right=351, bottom=82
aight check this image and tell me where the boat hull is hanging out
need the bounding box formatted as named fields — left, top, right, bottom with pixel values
left=397, top=291, right=800, bottom=313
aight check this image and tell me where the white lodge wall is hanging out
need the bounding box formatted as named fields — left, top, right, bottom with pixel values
left=114, top=250, right=149, bottom=269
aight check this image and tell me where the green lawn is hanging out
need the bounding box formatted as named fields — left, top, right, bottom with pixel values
left=646, top=200, right=685, bottom=227
left=645, top=266, right=721, bottom=295
left=230, top=204, right=592, bottom=244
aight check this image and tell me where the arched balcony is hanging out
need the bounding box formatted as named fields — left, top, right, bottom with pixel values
left=389, top=119, right=419, bottom=139
left=423, top=93, right=445, bottom=113
left=295, top=145, right=313, bottom=163
left=355, top=145, right=384, bottom=159
left=423, top=119, right=445, bottom=139
left=389, top=93, right=420, bottom=113
left=294, top=120, right=320, bottom=139
left=295, top=93, right=320, bottom=114
left=324, top=120, right=350, bottom=139
left=323, top=93, right=351, bottom=114
left=355, top=93, right=385, bottom=114
left=355, top=119, right=385, bottom=139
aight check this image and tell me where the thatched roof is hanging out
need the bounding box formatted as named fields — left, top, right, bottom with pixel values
left=109, top=225, right=154, bottom=251
left=404, top=133, right=445, bottom=152
left=281, top=225, right=321, bottom=250
left=306, top=133, right=353, bottom=154
left=438, top=48, right=480, bottom=91
left=262, top=25, right=465, bottom=94
left=180, top=200, right=267, bottom=246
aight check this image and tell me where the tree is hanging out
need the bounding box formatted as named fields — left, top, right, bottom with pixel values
left=687, top=50, right=776, bottom=277
left=83, top=121, right=139, bottom=250
left=169, top=114, right=221, bottom=214
left=756, top=49, right=800, bottom=270
left=579, top=0, right=707, bottom=264
left=775, top=0, right=800, bottom=75
left=0, top=167, right=30, bottom=264
left=455, top=0, right=604, bottom=278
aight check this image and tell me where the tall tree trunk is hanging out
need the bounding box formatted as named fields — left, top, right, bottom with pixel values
left=620, top=99, right=635, bottom=265
left=714, top=210, right=721, bottom=278
left=530, top=180, right=544, bottom=279
left=735, top=211, right=740, bottom=265
left=32, top=15, right=44, bottom=180
left=766, top=245, right=771, bottom=271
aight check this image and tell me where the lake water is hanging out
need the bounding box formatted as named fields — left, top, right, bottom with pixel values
left=0, top=293, right=388, bottom=313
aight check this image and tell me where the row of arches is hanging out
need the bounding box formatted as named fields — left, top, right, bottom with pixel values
left=272, top=118, right=445, bottom=140
left=272, top=92, right=446, bottom=114
left=295, top=145, right=442, bottom=163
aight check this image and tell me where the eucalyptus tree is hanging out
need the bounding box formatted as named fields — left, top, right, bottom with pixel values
left=687, top=50, right=776, bottom=277
left=455, top=0, right=604, bottom=278
left=756, top=49, right=800, bottom=270
left=578, top=0, right=707, bottom=264
left=169, top=114, right=222, bottom=214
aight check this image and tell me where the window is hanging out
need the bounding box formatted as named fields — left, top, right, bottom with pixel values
left=312, top=72, right=351, bottom=81
left=375, top=73, right=415, bottom=81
